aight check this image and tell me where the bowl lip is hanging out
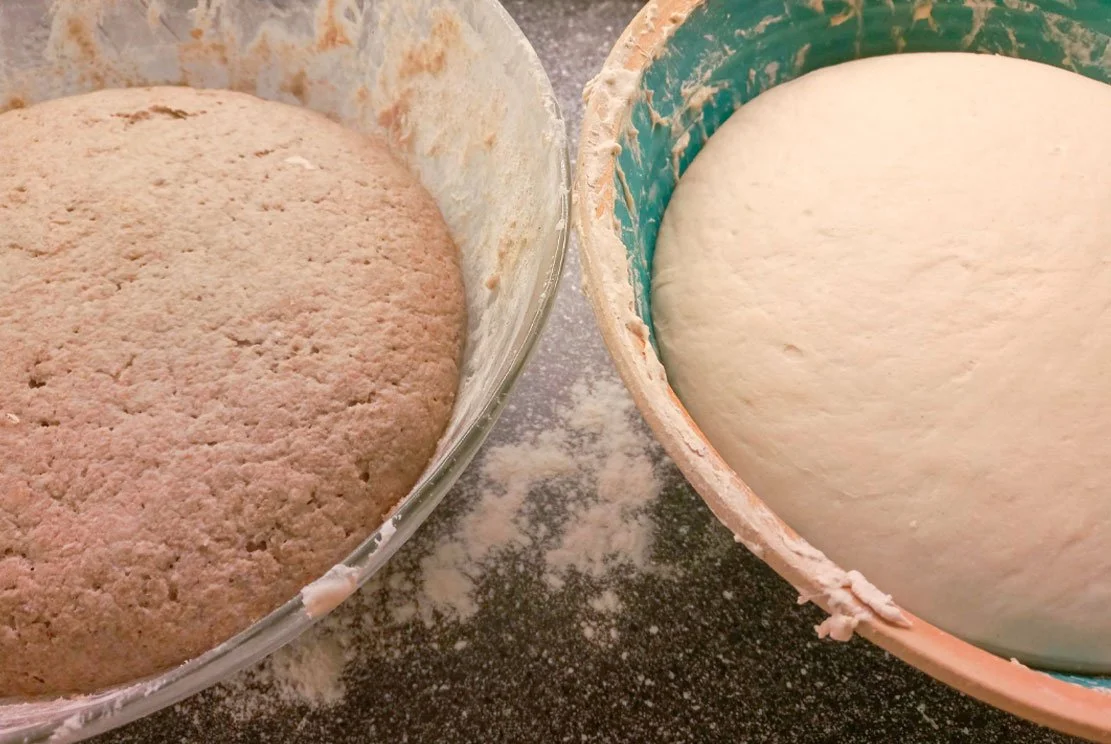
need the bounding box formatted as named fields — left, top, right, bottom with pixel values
left=2, top=3, right=571, bottom=743
left=573, top=0, right=1111, bottom=741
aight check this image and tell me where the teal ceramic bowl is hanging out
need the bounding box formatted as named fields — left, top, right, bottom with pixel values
left=575, top=0, right=1111, bottom=739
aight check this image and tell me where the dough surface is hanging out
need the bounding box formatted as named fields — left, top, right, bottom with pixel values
left=0, top=86, right=465, bottom=695
left=652, top=53, right=1111, bottom=670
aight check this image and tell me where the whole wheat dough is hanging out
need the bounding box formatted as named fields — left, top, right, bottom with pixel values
left=0, top=86, right=465, bottom=696
left=652, top=53, right=1111, bottom=671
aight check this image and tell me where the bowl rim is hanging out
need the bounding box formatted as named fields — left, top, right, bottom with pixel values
left=2, top=2, right=571, bottom=741
left=573, top=0, right=1111, bottom=740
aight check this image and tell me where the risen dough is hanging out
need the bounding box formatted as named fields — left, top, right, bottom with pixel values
left=0, top=86, right=465, bottom=695
left=652, top=53, right=1111, bottom=670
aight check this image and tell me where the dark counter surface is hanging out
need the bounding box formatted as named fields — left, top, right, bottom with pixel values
left=98, top=2, right=1079, bottom=742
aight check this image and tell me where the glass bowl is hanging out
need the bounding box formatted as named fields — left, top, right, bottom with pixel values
left=575, top=0, right=1111, bottom=739
left=0, top=0, right=568, bottom=741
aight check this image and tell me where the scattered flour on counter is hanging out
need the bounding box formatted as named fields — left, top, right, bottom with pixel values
left=588, top=589, right=624, bottom=616
left=203, top=373, right=671, bottom=719
left=403, top=376, right=663, bottom=624
left=264, top=636, right=351, bottom=707
left=406, top=428, right=577, bottom=624
left=203, top=634, right=355, bottom=723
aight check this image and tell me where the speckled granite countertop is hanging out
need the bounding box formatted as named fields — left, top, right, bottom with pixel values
left=97, top=2, right=1079, bottom=742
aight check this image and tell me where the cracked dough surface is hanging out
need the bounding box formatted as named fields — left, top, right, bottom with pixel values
left=0, top=86, right=465, bottom=695
left=653, top=53, right=1111, bottom=671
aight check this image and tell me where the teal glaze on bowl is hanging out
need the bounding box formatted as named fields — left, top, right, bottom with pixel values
left=610, top=0, right=1111, bottom=692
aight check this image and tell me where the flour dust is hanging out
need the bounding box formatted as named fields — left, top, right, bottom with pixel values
left=199, top=371, right=674, bottom=718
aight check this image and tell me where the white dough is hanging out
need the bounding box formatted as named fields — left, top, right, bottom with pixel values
left=652, top=52, right=1111, bottom=671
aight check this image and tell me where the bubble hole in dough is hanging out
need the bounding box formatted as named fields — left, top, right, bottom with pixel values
left=0, top=86, right=465, bottom=696
left=651, top=53, right=1111, bottom=671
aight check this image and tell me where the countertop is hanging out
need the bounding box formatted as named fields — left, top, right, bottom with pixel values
left=98, top=2, right=1079, bottom=742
